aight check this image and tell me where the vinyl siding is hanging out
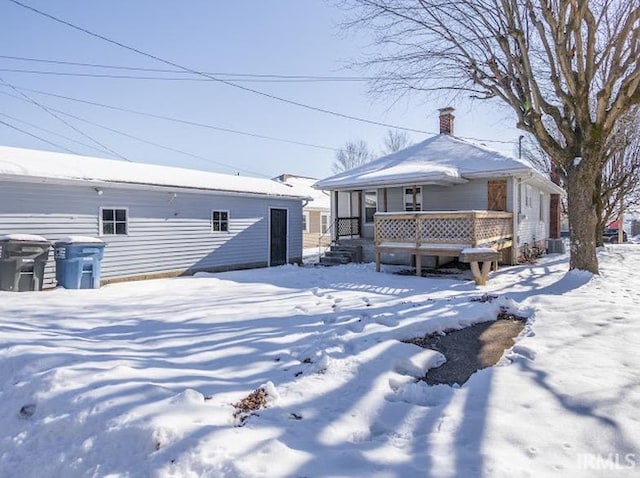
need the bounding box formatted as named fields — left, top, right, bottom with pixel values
left=379, top=179, right=514, bottom=213
left=516, top=182, right=549, bottom=247
left=0, top=181, right=302, bottom=288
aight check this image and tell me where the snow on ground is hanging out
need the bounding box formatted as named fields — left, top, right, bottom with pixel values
left=1, top=247, right=639, bottom=477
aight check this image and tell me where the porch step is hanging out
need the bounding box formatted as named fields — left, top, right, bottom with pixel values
left=318, top=244, right=363, bottom=266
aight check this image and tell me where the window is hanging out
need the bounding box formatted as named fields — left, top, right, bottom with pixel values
left=211, top=210, right=229, bottom=232
left=364, top=191, right=377, bottom=223
left=101, top=208, right=128, bottom=235
left=539, top=192, right=545, bottom=222
left=320, top=214, right=330, bottom=233
left=404, top=187, right=422, bottom=211
left=302, top=212, right=309, bottom=233
left=525, top=185, right=533, bottom=208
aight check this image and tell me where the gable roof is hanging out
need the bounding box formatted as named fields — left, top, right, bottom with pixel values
left=274, top=174, right=330, bottom=210
left=0, top=146, right=305, bottom=199
left=315, top=134, right=561, bottom=193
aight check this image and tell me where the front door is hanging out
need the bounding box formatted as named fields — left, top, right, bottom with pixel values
left=270, top=208, right=288, bottom=266
left=488, top=179, right=507, bottom=211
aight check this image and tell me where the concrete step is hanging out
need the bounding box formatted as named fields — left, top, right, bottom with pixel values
left=324, top=250, right=356, bottom=260
left=319, top=255, right=352, bottom=266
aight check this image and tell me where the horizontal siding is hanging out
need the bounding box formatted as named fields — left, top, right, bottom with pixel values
left=517, top=183, right=549, bottom=247
left=379, top=180, right=514, bottom=213
left=424, top=180, right=491, bottom=211
left=0, top=181, right=302, bottom=287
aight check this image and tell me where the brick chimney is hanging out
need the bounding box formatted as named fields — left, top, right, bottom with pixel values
left=438, top=107, right=455, bottom=135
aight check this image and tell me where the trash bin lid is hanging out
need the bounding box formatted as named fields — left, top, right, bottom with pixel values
left=0, top=233, right=49, bottom=243
left=55, top=236, right=105, bottom=246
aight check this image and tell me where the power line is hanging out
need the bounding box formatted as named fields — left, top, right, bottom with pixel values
left=0, top=110, right=124, bottom=155
left=0, top=83, right=340, bottom=151
left=0, top=56, right=371, bottom=82
left=0, top=89, right=272, bottom=177
left=0, top=75, right=129, bottom=160
left=57, top=111, right=271, bottom=177
left=4, top=3, right=518, bottom=145
left=0, top=67, right=369, bottom=83
left=0, top=117, right=78, bottom=153
left=6, top=0, right=435, bottom=136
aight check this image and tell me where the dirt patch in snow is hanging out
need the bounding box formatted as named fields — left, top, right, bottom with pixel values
left=233, top=387, right=269, bottom=425
left=405, top=308, right=527, bottom=386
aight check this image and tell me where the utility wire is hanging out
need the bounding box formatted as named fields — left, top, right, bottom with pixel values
left=0, top=117, right=78, bottom=153
left=0, top=83, right=340, bottom=151
left=0, top=111, right=124, bottom=156
left=0, top=89, right=272, bottom=177
left=0, top=75, right=129, bottom=160
left=3, top=5, right=519, bottom=145
left=0, top=56, right=371, bottom=82
left=6, top=0, right=435, bottom=136
left=0, top=68, right=366, bottom=83
left=55, top=110, right=271, bottom=177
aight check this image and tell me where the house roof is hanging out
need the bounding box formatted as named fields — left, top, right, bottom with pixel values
left=274, top=174, right=330, bottom=210
left=0, top=146, right=306, bottom=199
left=314, top=134, right=562, bottom=193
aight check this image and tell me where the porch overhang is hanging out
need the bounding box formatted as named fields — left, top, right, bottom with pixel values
left=314, top=172, right=467, bottom=191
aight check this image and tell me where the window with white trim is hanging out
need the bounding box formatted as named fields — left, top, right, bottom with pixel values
left=302, top=212, right=310, bottom=233
left=101, top=208, right=128, bottom=235
left=211, top=210, right=229, bottom=232
left=320, top=213, right=329, bottom=233
left=404, top=187, right=422, bottom=211
left=364, top=191, right=377, bottom=223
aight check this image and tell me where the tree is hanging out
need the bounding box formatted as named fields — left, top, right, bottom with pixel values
left=382, top=129, right=411, bottom=153
left=343, top=0, right=640, bottom=273
left=332, top=140, right=373, bottom=173
left=595, top=110, right=640, bottom=244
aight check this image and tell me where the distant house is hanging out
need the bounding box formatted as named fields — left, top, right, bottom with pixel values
left=274, top=174, right=331, bottom=249
left=0, top=146, right=307, bottom=288
left=314, top=107, right=564, bottom=272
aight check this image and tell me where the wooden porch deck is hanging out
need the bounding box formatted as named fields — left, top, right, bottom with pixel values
left=374, top=211, right=514, bottom=282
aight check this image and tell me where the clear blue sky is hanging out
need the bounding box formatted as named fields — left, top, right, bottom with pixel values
left=0, top=0, right=523, bottom=179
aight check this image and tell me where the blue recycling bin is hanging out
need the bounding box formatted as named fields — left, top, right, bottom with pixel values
left=54, top=237, right=106, bottom=289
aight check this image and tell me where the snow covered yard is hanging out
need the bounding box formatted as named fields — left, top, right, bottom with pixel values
left=1, top=247, right=639, bottom=477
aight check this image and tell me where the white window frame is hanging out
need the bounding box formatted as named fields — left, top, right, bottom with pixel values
left=302, top=211, right=310, bottom=233
left=404, top=187, right=422, bottom=211
left=525, top=185, right=533, bottom=209
left=364, top=190, right=377, bottom=224
left=99, top=207, right=129, bottom=236
left=320, top=213, right=330, bottom=234
left=211, top=210, right=230, bottom=233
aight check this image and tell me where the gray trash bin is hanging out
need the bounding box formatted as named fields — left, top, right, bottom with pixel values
left=0, top=234, right=51, bottom=292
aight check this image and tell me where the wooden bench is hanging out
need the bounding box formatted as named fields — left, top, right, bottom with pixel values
left=459, top=249, right=501, bottom=286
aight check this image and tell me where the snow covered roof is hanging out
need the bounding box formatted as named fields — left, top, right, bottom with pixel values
left=315, top=134, right=561, bottom=193
left=274, top=174, right=330, bottom=210
left=0, top=146, right=306, bottom=199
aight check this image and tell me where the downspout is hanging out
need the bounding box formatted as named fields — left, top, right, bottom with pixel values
left=512, top=177, right=521, bottom=265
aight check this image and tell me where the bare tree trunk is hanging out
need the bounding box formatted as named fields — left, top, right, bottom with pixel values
left=567, top=156, right=600, bottom=273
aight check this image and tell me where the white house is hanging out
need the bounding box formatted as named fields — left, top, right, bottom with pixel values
left=0, top=146, right=307, bottom=288
left=314, top=108, right=564, bottom=273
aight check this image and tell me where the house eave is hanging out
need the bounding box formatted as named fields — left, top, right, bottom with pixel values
left=0, top=173, right=309, bottom=200
left=314, top=175, right=467, bottom=191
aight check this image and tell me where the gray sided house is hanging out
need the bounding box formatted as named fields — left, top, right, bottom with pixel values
left=0, top=146, right=306, bottom=288
left=314, top=108, right=564, bottom=272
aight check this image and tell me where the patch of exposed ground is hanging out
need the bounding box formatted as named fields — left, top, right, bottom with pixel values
left=233, top=387, right=269, bottom=425
left=405, top=308, right=527, bottom=386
